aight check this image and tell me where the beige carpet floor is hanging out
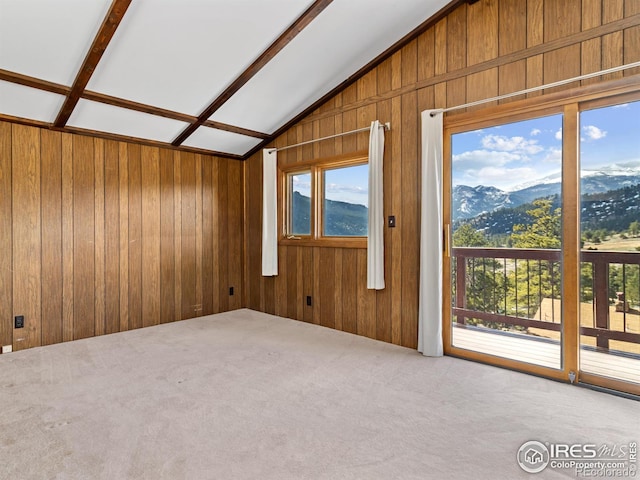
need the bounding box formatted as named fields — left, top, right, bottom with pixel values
left=0, top=309, right=637, bottom=479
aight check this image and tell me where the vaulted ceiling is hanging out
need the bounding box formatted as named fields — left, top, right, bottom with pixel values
left=0, top=0, right=458, bottom=159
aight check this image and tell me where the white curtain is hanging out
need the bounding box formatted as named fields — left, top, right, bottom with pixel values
left=367, top=120, right=385, bottom=290
left=262, top=148, right=278, bottom=276
left=418, top=110, right=443, bottom=357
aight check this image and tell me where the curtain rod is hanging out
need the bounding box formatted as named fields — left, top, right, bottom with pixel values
left=269, top=121, right=390, bottom=153
left=430, top=61, right=640, bottom=116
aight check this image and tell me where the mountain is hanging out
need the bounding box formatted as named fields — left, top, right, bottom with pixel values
left=462, top=183, right=640, bottom=236
left=292, top=191, right=367, bottom=236
left=581, top=184, right=640, bottom=232
left=291, top=191, right=312, bottom=234
left=580, top=171, right=640, bottom=194
left=453, top=185, right=516, bottom=219
left=453, top=172, right=640, bottom=219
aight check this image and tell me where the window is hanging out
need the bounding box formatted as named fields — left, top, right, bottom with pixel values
left=287, top=171, right=311, bottom=236
left=323, top=163, right=368, bottom=237
left=280, top=151, right=368, bottom=246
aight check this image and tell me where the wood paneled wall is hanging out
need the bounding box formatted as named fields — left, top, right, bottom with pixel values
left=244, top=0, right=640, bottom=349
left=0, top=121, right=244, bottom=351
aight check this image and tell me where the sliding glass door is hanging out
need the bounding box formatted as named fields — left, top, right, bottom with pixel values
left=579, top=99, right=640, bottom=391
left=443, top=88, right=640, bottom=396
left=448, top=112, right=565, bottom=372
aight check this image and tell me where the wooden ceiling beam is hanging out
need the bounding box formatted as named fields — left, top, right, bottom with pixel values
left=202, top=120, right=269, bottom=140
left=81, top=93, right=269, bottom=138
left=81, top=90, right=197, bottom=123
left=0, top=69, right=70, bottom=96
left=53, top=0, right=133, bottom=128
left=171, top=0, right=333, bottom=146
left=79, top=91, right=271, bottom=139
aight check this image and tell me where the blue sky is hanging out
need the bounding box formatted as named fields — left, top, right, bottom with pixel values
left=452, top=100, right=640, bottom=191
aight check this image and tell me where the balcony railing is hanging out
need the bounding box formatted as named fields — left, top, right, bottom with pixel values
left=452, top=247, right=640, bottom=353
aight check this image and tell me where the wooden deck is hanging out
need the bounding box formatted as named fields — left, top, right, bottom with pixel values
left=452, top=325, right=640, bottom=385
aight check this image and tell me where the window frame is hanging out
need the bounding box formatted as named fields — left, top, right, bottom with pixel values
left=279, top=150, right=369, bottom=248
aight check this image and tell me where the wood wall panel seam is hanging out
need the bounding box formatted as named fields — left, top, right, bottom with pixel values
left=127, top=144, right=142, bottom=330
left=104, top=139, right=120, bottom=334
left=62, top=133, right=74, bottom=342
left=195, top=154, right=203, bottom=317
left=159, top=148, right=175, bottom=323
left=94, top=138, right=106, bottom=337
left=173, top=151, right=182, bottom=321
left=118, top=142, right=129, bottom=332
left=72, top=135, right=96, bottom=340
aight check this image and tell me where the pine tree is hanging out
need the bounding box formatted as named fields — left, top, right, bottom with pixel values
left=508, top=199, right=561, bottom=318
left=510, top=199, right=561, bottom=249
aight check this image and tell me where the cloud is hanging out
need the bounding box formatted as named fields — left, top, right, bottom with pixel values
left=543, top=148, right=562, bottom=164
left=460, top=166, right=539, bottom=189
left=582, top=125, right=607, bottom=140
left=324, top=184, right=368, bottom=207
left=613, top=103, right=629, bottom=109
left=325, top=183, right=367, bottom=195
left=292, top=176, right=311, bottom=193
left=555, top=128, right=562, bottom=140
left=452, top=149, right=522, bottom=170
left=480, top=134, right=543, bottom=154
left=530, top=128, right=541, bottom=136
left=616, top=159, right=640, bottom=169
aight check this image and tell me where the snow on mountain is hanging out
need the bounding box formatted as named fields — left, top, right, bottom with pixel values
left=582, top=163, right=640, bottom=177
left=453, top=169, right=640, bottom=220
left=507, top=171, right=562, bottom=192
left=453, top=185, right=515, bottom=219
left=508, top=164, right=640, bottom=192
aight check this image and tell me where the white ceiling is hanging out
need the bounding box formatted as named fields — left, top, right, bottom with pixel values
left=0, top=80, right=65, bottom=123
left=68, top=99, right=189, bottom=143
left=0, top=0, right=452, bottom=158
left=86, top=0, right=317, bottom=115
left=0, top=0, right=112, bottom=85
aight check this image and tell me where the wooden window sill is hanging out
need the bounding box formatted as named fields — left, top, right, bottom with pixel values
left=279, top=237, right=366, bottom=249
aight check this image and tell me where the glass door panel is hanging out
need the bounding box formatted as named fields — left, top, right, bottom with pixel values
left=579, top=100, right=640, bottom=387
left=450, top=114, right=564, bottom=369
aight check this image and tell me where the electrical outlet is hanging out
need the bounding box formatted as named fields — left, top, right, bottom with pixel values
left=1, top=345, right=12, bottom=354
left=306, top=296, right=312, bottom=306
left=229, top=287, right=234, bottom=296
left=15, top=315, right=24, bottom=329
left=388, top=215, right=396, bottom=228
